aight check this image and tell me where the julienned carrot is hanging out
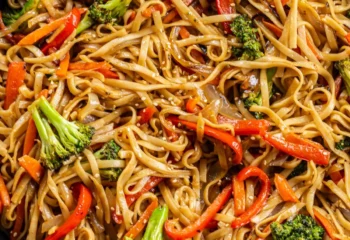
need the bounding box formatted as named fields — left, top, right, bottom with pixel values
left=4, top=62, right=26, bottom=110
left=186, top=98, right=200, bottom=113
left=0, top=175, right=10, bottom=207
left=262, top=19, right=282, bottom=37
left=233, top=176, right=245, bottom=216
left=18, top=18, right=66, bottom=46
left=56, top=52, right=70, bottom=77
left=138, top=106, right=157, bottom=124
left=124, top=199, right=158, bottom=239
left=274, top=174, right=298, bottom=203
left=23, top=89, right=49, bottom=155
left=306, top=34, right=322, bottom=60
left=164, top=127, right=179, bottom=142
left=142, top=4, right=163, bottom=18
left=10, top=199, right=25, bottom=240
left=345, top=33, right=350, bottom=44
left=313, top=208, right=338, bottom=240
left=18, top=155, right=45, bottom=183
left=179, top=26, right=190, bottom=39
left=163, top=9, right=178, bottom=23
left=68, top=62, right=118, bottom=78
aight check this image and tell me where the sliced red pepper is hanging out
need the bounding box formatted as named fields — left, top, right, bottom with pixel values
left=284, top=133, right=324, bottom=150
left=217, top=115, right=270, bottom=135
left=215, top=0, right=234, bottom=34
left=138, top=106, right=157, bottom=124
left=41, top=8, right=81, bottom=55
left=68, top=62, right=118, bottom=79
left=45, top=183, right=92, bottom=240
left=167, top=116, right=242, bottom=164
left=10, top=199, right=25, bottom=240
left=165, top=184, right=232, bottom=239
left=260, top=132, right=330, bottom=165
left=164, top=127, right=179, bottom=142
left=4, top=62, right=26, bottom=110
left=262, top=19, right=282, bottom=37
left=231, top=166, right=271, bottom=228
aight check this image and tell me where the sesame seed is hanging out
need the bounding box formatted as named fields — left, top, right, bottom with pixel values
left=141, top=97, right=146, bottom=101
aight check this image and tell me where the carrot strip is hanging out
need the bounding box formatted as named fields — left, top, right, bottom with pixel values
left=18, top=18, right=66, bottom=46
left=142, top=4, right=163, bottom=18
left=10, top=199, right=25, bottom=240
left=96, top=68, right=119, bottom=78
left=163, top=9, right=178, bottom=23
left=345, top=32, right=350, bottom=44
left=124, top=199, right=158, bottom=239
left=164, top=127, right=179, bottom=142
left=56, top=52, right=70, bottom=77
left=68, top=62, right=112, bottom=70
left=262, top=19, right=282, bottom=37
left=0, top=175, right=10, bottom=207
left=274, top=174, right=298, bottom=203
left=18, top=155, right=45, bottom=183
left=138, top=106, right=157, bottom=124
left=233, top=176, right=245, bottom=216
left=179, top=26, right=190, bottom=39
left=186, top=98, right=200, bottom=113
left=313, top=208, right=338, bottom=240
left=306, top=34, right=322, bottom=60
left=4, top=62, right=26, bottom=110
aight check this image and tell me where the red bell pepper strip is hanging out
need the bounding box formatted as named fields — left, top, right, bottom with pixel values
left=231, top=166, right=271, bottom=228
left=138, top=106, right=157, bottom=124
left=313, top=208, right=338, bottom=240
left=260, top=132, right=330, bottom=165
left=233, top=176, right=245, bottom=216
left=45, top=183, right=92, bottom=240
left=165, top=184, right=232, bottom=239
left=217, top=115, right=270, bottom=135
left=215, top=0, right=234, bottom=34
left=167, top=116, right=242, bottom=164
left=124, top=199, right=158, bottom=239
left=41, top=8, right=81, bottom=55
left=274, top=173, right=298, bottom=203
left=284, top=133, right=324, bottom=150
left=164, top=127, right=179, bottom=142
left=10, top=199, right=25, bottom=240
left=112, top=176, right=163, bottom=224
left=4, top=62, right=26, bottom=110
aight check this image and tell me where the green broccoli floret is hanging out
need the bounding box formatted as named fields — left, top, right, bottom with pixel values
left=271, top=215, right=325, bottom=240
left=29, top=97, right=95, bottom=170
left=231, top=15, right=264, bottom=60
left=335, top=58, right=350, bottom=95
left=287, top=161, right=307, bottom=179
left=2, top=0, right=39, bottom=26
left=335, top=136, right=350, bottom=150
left=94, top=140, right=122, bottom=181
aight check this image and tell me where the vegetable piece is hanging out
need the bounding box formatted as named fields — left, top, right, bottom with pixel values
left=0, top=175, right=10, bottom=207
left=142, top=4, right=163, bottom=18
left=329, top=170, right=344, bottom=184
left=260, top=132, right=330, bottom=165
left=313, top=208, right=338, bottom=240
left=306, top=34, right=322, bottom=60
left=2, top=0, right=39, bottom=26
left=164, top=127, right=179, bottom=142
left=17, top=18, right=67, bottom=46
left=10, top=199, right=25, bottom=240
left=262, top=19, right=282, bottom=37
left=186, top=98, right=201, bottom=113
left=94, top=140, right=122, bottom=181
left=274, top=173, right=298, bottom=202
left=23, top=89, right=49, bottom=156
left=138, top=106, right=157, bottom=124
left=287, top=161, right=307, bottom=179
left=124, top=199, right=159, bottom=239
left=231, top=166, right=270, bottom=228
left=163, top=9, right=178, bottom=24
left=56, top=53, right=70, bottom=77
left=4, top=62, right=26, bottom=110
left=41, top=8, right=81, bottom=55
left=335, top=136, right=350, bottom=150
left=215, top=0, right=234, bottom=34
left=68, top=62, right=118, bottom=78
left=18, top=155, right=45, bottom=183
left=89, top=0, right=132, bottom=24
left=179, top=26, right=190, bottom=39
left=335, top=58, right=350, bottom=95
left=165, top=185, right=233, bottom=239
left=233, top=176, right=245, bottom=216
left=167, top=116, right=243, bottom=164
left=142, top=205, right=168, bottom=240
left=217, top=115, right=270, bottom=135
left=45, top=183, right=92, bottom=240
left=231, top=15, right=264, bottom=60
left=271, top=214, right=325, bottom=240
left=346, top=33, right=350, bottom=44
left=76, top=11, right=94, bottom=34
left=285, top=133, right=324, bottom=150
left=29, top=97, right=95, bottom=170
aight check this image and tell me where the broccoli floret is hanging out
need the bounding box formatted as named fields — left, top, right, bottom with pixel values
left=89, top=0, right=131, bottom=24
left=287, top=161, right=307, bottom=179
left=29, top=97, right=95, bottom=170
left=76, top=13, right=95, bottom=34
left=271, top=215, right=325, bottom=240
left=2, top=0, right=39, bottom=26
left=335, top=136, right=350, bottom=150
left=231, top=15, right=264, bottom=60
left=94, top=140, right=122, bottom=181
left=335, top=58, right=350, bottom=95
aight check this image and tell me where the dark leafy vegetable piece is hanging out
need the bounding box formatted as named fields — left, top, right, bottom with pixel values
left=335, top=58, right=350, bottom=95
left=287, top=161, right=307, bottom=179
left=335, top=136, right=350, bottom=150
left=2, top=0, right=39, bottom=26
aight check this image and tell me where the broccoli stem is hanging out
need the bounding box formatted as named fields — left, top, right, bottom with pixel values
left=30, top=105, right=49, bottom=144
left=76, top=13, right=94, bottom=34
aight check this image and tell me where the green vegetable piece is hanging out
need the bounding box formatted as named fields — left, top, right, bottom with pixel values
left=2, top=0, right=39, bottom=26
left=335, top=58, right=350, bottom=95
left=335, top=136, right=350, bottom=150
left=89, top=0, right=132, bottom=24
left=287, top=161, right=307, bottom=179
left=76, top=12, right=95, bottom=34
left=271, top=215, right=325, bottom=240
left=142, top=205, right=168, bottom=240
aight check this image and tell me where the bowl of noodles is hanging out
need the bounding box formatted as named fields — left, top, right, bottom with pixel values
left=0, top=0, right=350, bottom=239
